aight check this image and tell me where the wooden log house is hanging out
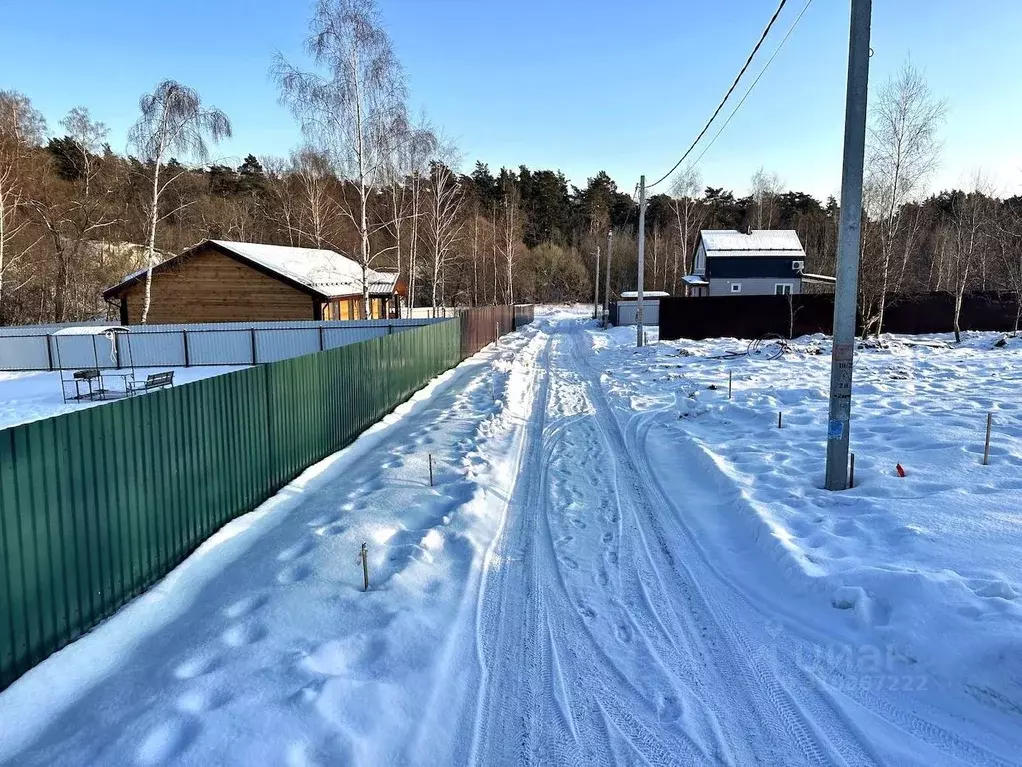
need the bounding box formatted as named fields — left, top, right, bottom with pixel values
left=103, top=240, right=406, bottom=325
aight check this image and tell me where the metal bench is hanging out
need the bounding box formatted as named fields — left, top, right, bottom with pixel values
left=127, top=371, right=174, bottom=395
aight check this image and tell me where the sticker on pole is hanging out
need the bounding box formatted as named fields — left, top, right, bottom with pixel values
left=828, top=419, right=844, bottom=440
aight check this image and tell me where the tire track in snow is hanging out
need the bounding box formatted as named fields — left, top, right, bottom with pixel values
left=568, top=328, right=859, bottom=766
left=472, top=325, right=714, bottom=766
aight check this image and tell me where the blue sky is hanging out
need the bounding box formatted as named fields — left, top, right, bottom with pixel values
left=2, top=0, right=1020, bottom=199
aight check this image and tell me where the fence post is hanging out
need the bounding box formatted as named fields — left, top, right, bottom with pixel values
left=46, top=334, right=54, bottom=371
left=251, top=328, right=258, bottom=364
left=182, top=329, right=190, bottom=367
left=318, top=326, right=324, bottom=352
left=92, top=334, right=99, bottom=369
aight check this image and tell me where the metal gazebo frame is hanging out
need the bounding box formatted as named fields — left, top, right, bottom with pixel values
left=53, top=326, right=137, bottom=403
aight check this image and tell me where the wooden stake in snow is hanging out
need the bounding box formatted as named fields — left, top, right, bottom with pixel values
left=777, top=411, right=782, bottom=429
left=428, top=453, right=434, bottom=486
left=728, top=371, right=732, bottom=400
left=360, top=542, right=369, bottom=591
left=983, top=412, right=993, bottom=465
left=849, top=452, right=855, bottom=488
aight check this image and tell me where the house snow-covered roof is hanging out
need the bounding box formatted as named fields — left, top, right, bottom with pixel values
left=700, top=230, right=806, bottom=257
left=104, top=240, right=403, bottom=300
left=619, top=290, right=671, bottom=298
left=211, top=241, right=365, bottom=295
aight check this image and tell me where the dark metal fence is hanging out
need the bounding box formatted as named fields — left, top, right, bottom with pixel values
left=460, top=306, right=514, bottom=359
left=0, top=319, right=465, bottom=691
left=659, top=292, right=1022, bottom=341
left=513, top=304, right=535, bottom=330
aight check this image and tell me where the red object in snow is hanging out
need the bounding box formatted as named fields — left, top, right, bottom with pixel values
left=896, top=463, right=906, bottom=477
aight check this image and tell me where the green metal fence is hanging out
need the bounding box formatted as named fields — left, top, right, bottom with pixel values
left=0, top=318, right=462, bottom=691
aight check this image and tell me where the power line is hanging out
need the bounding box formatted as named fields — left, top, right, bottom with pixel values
left=688, top=0, right=815, bottom=172
left=647, top=0, right=791, bottom=190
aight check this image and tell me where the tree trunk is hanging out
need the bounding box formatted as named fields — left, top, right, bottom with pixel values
left=953, top=285, right=964, bottom=343
left=141, top=159, right=162, bottom=325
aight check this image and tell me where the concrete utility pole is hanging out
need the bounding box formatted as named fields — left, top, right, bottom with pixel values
left=636, top=175, right=647, bottom=347
left=593, top=246, right=601, bottom=320
left=603, top=229, right=613, bottom=327
left=825, top=0, right=872, bottom=491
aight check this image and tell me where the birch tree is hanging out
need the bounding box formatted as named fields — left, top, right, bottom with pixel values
left=941, top=176, right=995, bottom=342
left=384, top=116, right=436, bottom=292
left=423, top=161, right=466, bottom=311
left=750, top=167, right=782, bottom=230
left=499, top=172, right=522, bottom=305
left=862, top=61, right=947, bottom=335
left=274, top=0, right=407, bottom=316
left=128, top=80, right=231, bottom=323
left=0, top=91, right=45, bottom=323
left=670, top=166, right=702, bottom=291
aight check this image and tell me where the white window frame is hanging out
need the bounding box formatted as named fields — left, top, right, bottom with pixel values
left=730, top=282, right=742, bottom=294
left=792, top=259, right=805, bottom=271
left=774, top=283, right=793, bottom=296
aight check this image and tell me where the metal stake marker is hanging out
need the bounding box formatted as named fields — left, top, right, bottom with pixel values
left=360, top=542, right=369, bottom=591
left=428, top=453, right=434, bottom=486
left=825, top=0, right=873, bottom=491
left=983, top=413, right=993, bottom=465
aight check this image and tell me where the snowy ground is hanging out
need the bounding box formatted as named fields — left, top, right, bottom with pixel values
left=1, top=308, right=1021, bottom=765
left=0, top=366, right=248, bottom=430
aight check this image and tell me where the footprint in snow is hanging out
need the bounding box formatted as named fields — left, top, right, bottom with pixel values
left=277, top=562, right=313, bottom=585
left=223, top=594, right=268, bottom=620
left=135, top=716, right=200, bottom=766
left=277, top=539, right=315, bottom=563
left=657, top=694, right=683, bottom=723
left=615, top=623, right=633, bottom=643
left=222, top=620, right=268, bottom=648
left=175, top=685, right=233, bottom=714
left=172, top=651, right=219, bottom=680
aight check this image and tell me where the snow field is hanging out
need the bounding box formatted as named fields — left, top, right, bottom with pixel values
left=594, top=326, right=1022, bottom=739
left=3, top=308, right=1022, bottom=765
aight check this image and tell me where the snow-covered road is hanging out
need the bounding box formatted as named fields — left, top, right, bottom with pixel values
left=2, top=308, right=1020, bottom=765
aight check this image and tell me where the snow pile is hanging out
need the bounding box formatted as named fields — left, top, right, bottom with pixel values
left=593, top=327, right=1022, bottom=718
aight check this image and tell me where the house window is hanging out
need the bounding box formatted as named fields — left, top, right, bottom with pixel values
left=792, top=260, right=805, bottom=271
left=730, top=282, right=742, bottom=294
left=775, top=283, right=793, bottom=296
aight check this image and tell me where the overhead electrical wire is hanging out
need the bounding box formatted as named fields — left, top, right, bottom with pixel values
left=687, top=0, right=815, bottom=172
left=646, top=0, right=792, bottom=190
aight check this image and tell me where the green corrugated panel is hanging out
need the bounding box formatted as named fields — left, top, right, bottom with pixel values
left=0, top=317, right=469, bottom=691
